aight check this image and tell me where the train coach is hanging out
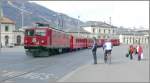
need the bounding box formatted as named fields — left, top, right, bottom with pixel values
left=110, top=39, right=120, bottom=46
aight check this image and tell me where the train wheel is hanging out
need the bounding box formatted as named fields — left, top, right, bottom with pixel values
left=48, top=49, right=52, bottom=56
left=39, top=51, right=49, bottom=57
left=51, top=49, right=58, bottom=55
left=32, top=50, right=49, bottom=57
left=25, top=50, right=32, bottom=56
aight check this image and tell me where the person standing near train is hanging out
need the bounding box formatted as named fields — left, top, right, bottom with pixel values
left=92, top=37, right=98, bottom=64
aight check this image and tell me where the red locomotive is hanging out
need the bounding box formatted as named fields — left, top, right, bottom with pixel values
left=24, top=23, right=94, bottom=57
left=24, top=23, right=120, bottom=57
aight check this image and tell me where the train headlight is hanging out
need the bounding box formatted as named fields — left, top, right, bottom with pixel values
left=41, top=40, right=45, bottom=43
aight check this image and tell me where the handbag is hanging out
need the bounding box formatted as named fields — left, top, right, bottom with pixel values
left=141, top=53, right=144, bottom=59
left=126, top=53, right=129, bottom=57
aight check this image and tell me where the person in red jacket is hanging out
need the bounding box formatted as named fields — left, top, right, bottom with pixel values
left=129, top=45, right=134, bottom=60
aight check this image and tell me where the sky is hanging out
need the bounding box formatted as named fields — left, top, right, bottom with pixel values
left=30, top=1, right=149, bottom=29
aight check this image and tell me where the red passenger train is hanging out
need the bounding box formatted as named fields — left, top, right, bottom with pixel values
left=24, top=23, right=120, bottom=57
left=24, top=23, right=94, bottom=56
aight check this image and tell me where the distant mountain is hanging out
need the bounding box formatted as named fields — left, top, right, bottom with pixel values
left=2, top=0, right=84, bottom=30
left=2, top=0, right=120, bottom=32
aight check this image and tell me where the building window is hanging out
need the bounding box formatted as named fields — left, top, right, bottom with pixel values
left=93, top=28, right=95, bottom=33
left=99, top=29, right=101, bottom=33
left=123, top=37, right=125, bottom=42
left=113, top=30, right=115, bottom=33
left=5, top=26, right=9, bottom=32
left=141, top=38, right=143, bottom=42
left=108, top=29, right=110, bottom=33
left=130, top=37, right=131, bottom=43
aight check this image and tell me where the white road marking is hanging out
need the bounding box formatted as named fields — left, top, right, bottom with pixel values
left=1, top=70, right=58, bottom=80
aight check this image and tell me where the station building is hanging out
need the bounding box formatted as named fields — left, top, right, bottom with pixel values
left=0, top=17, right=24, bottom=47
left=81, top=21, right=149, bottom=45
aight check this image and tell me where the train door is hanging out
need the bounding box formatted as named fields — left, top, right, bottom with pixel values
left=47, top=29, right=52, bottom=46
left=70, top=35, right=74, bottom=49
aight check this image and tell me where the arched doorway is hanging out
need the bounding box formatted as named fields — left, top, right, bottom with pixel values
left=17, top=35, right=21, bottom=45
left=5, top=35, right=9, bottom=46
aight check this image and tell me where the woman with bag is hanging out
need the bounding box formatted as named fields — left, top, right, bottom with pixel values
left=129, top=45, right=134, bottom=60
left=137, top=44, right=143, bottom=61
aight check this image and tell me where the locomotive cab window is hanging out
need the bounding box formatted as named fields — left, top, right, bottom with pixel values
left=25, top=30, right=34, bottom=36
left=35, top=29, right=46, bottom=36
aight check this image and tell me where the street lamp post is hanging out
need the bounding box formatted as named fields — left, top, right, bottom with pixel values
left=109, top=17, right=112, bottom=39
left=57, top=13, right=63, bottom=29
left=21, top=3, right=25, bottom=28
left=0, top=19, right=1, bottom=53
left=78, top=16, right=80, bottom=37
left=0, top=0, right=3, bottom=53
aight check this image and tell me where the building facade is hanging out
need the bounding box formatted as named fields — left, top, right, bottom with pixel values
left=119, top=31, right=149, bottom=44
left=0, top=17, right=24, bottom=47
left=82, top=21, right=117, bottom=39
left=82, top=21, right=149, bottom=45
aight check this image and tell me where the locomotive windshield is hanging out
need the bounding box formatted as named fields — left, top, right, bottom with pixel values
left=35, top=23, right=49, bottom=27
left=35, top=29, right=46, bottom=36
left=25, top=30, right=34, bottom=36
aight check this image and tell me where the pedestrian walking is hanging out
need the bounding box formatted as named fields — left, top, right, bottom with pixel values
left=129, top=45, right=134, bottom=60
left=136, top=43, right=143, bottom=61
left=92, top=37, right=97, bottom=64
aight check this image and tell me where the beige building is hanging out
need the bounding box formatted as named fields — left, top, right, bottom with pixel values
left=0, top=17, right=24, bottom=47
left=118, top=29, right=149, bottom=44
left=82, top=21, right=117, bottom=39
left=81, top=21, right=149, bottom=45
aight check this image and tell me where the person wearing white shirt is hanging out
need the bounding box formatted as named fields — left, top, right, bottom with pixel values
left=103, top=39, right=113, bottom=63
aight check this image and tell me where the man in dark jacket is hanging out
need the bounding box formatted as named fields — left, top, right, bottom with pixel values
left=92, top=37, right=97, bottom=64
